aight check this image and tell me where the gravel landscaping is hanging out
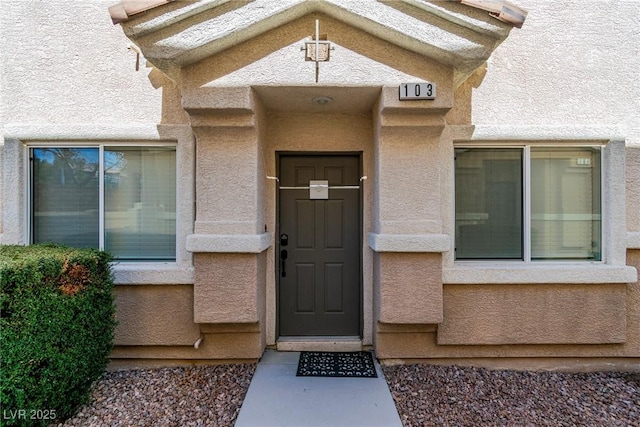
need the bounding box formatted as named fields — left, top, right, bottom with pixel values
left=55, top=364, right=256, bottom=427
left=52, top=361, right=639, bottom=426
left=383, top=364, right=640, bottom=427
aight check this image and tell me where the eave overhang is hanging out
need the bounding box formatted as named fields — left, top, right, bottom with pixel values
left=110, top=0, right=526, bottom=85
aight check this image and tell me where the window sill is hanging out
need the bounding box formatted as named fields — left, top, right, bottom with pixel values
left=368, top=233, right=449, bottom=252
left=444, top=263, right=637, bottom=284
left=112, top=262, right=194, bottom=285
left=186, top=233, right=271, bottom=253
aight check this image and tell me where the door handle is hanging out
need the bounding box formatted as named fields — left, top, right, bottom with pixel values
left=280, top=249, right=288, bottom=277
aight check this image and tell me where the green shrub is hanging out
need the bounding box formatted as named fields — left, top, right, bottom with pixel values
left=0, top=244, right=116, bottom=426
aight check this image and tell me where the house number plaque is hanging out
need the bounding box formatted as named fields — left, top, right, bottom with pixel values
left=399, top=82, right=436, bottom=100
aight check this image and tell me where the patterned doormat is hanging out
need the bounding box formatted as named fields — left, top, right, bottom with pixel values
left=296, top=351, right=378, bottom=378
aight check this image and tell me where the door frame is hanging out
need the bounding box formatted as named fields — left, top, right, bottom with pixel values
left=275, top=151, right=364, bottom=339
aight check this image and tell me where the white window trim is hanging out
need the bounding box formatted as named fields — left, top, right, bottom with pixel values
left=445, top=139, right=637, bottom=284
left=523, top=144, right=532, bottom=262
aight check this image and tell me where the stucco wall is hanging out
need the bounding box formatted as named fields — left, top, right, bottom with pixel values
left=438, top=283, right=627, bottom=345
left=0, top=0, right=163, bottom=239
left=4, top=1, right=636, bottom=136
left=2, top=0, right=638, bottom=232
left=472, top=0, right=639, bottom=144
left=627, top=147, right=640, bottom=232
left=0, top=0, right=161, bottom=127
left=1, top=1, right=639, bottom=365
left=114, top=285, right=200, bottom=346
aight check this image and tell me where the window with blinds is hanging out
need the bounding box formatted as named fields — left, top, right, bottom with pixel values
left=31, top=145, right=176, bottom=261
left=530, top=148, right=601, bottom=260
left=455, top=146, right=601, bottom=262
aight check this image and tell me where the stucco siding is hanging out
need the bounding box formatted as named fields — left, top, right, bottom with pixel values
left=114, top=285, right=201, bottom=346
left=627, top=147, right=640, bottom=232
left=194, top=253, right=266, bottom=324
left=2, top=1, right=638, bottom=141
left=2, top=0, right=639, bottom=367
left=377, top=253, right=443, bottom=324
left=625, top=250, right=640, bottom=355
left=0, top=0, right=161, bottom=127
left=438, top=283, right=627, bottom=345
left=472, top=0, right=640, bottom=147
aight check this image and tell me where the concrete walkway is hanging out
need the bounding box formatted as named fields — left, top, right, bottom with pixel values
left=235, top=350, right=403, bottom=427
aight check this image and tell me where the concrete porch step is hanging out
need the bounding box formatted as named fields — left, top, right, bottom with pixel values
left=276, top=336, right=363, bottom=352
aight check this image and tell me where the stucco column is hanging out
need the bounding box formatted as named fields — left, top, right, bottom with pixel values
left=182, top=87, right=268, bottom=357
left=371, top=86, right=452, bottom=356
left=182, top=87, right=264, bottom=236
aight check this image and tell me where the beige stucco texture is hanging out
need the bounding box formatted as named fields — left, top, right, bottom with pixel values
left=194, top=253, right=266, bottom=324
left=625, top=250, right=640, bottom=355
left=193, top=128, right=260, bottom=234
left=376, top=262, right=639, bottom=362
left=377, top=253, right=443, bottom=324
left=627, top=147, right=640, bottom=232
left=438, top=284, right=626, bottom=345
left=111, top=324, right=263, bottom=364
left=114, top=285, right=201, bottom=346
left=113, top=264, right=265, bottom=362
left=376, top=130, right=443, bottom=234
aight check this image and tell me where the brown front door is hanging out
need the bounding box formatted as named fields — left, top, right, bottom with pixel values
left=278, top=155, right=361, bottom=336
